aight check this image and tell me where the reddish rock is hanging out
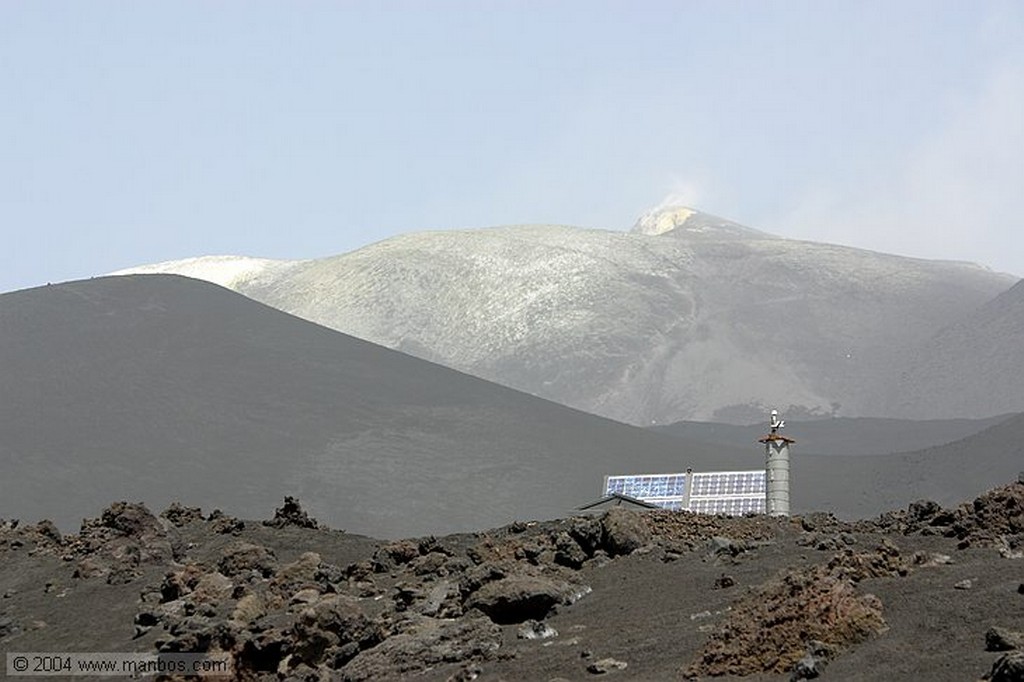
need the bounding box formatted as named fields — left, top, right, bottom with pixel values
left=684, top=552, right=891, bottom=677
left=218, top=542, right=278, bottom=579
left=601, top=508, right=651, bottom=556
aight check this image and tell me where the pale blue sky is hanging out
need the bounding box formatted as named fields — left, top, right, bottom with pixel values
left=2, top=1, right=1022, bottom=294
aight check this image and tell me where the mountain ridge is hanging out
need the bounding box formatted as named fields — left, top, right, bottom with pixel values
left=111, top=208, right=1016, bottom=425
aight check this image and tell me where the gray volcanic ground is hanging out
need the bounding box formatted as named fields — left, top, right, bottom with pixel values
left=3, top=275, right=1023, bottom=544
left=114, top=206, right=1019, bottom=425
left=3, top=241, right=1024, bottom=682
left=1, top=483, right=1022, bottom=681
left=0, top=275, right=754, bottom=539
left=794, top=411, right=1024, bottom=519
left=883, top=278, right=1024, bottom=419
left=653, top=414, right=1016, bottom=456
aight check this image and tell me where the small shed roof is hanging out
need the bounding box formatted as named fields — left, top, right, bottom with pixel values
left=575, top=492, right=660, bottom=514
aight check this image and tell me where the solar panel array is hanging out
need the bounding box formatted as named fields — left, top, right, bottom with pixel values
left=688, top=495, right=765, bottom=515
left=687, top=470, right=766, bottom=515
left=603, top=470, right=766, bottom=515
left=604, top=473, right=687, bottom=510
left=689, top=471, right=764, bottom=497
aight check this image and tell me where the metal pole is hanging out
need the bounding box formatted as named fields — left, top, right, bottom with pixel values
left=760, top=409, right=793, bottom=517
left=764, top=438, right=791, bottom=516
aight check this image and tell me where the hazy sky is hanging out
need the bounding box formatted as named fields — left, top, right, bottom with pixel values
left=2, top=1, right=1022, bottom=294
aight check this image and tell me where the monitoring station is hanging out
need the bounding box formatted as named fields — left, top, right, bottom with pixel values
left=601, top=409, right=795, bottom=517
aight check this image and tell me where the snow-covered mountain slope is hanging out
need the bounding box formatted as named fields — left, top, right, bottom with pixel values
left=113, top=207, right=1016, bottom=424
left=117, top=255, right=302, bottom=289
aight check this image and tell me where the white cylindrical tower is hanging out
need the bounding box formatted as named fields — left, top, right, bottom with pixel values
left=760, top=409, right=794, bottom=517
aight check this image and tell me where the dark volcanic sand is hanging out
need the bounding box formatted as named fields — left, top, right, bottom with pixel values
left=1, top=485, right=1023, bottom=682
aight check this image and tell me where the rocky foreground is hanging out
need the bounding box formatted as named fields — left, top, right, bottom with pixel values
left=2, top=484, right=1023, bottom=681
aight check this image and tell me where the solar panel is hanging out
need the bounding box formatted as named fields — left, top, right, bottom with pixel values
left=603, top=469, right=766, bottom=516
left=689, top=471, right=765, bottom=497
left=687, top=470, right=765, bottom=516
left=688, top=496, right=765, bottom=515
left=604, top=473, right=687, bottom=510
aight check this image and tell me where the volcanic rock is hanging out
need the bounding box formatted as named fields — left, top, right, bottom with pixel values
left=7, top=479, right=1024, bottom=680
left=372, top=540, right=420, bottom=571
left=161, top=503, right=204, bottom=527
left=413, top=581, right=459, bottom=618
left=950, top=482, right=1024, bottom=547
left=988, top=626, right=1024, bottom=652
left=32, top=519, right=63, bottom=545
left=159, top=563, right=206, bottom=603
left=566, top=516, right=603, bottom=556
left=98, top=501, right=162, bottom=537
left=207, top=510, right=245, bottom=535
left=467, top=576, right=571, bottom=624
left=601, top=508, right=651, bottom=557
left=908, top=499, right=943, bottom=523
left=340, top=615, right=500, bottom=681
left=684, top=551, right=891, bottom=677
left=517, top=620, right=558, bottom=640
left=827, top=539, right=910, bottom=581
left=230, top=593, right=271, bottom=625
left=996, top=536, right=1024, bottom=559
left=989, top=651, right=1024, bottom=682
left=706, top=536, right=746, bottom=561
left=191, top=571, right=234, bottom=603
left=264, top=496, right=321, bottom=530
left=553, top=532, right=589, bottom=569
left=790, top=641, right=832, bottom=680
left=217, top=542, right=278, bottom=579
left=587, top=657, right=629, bottom=674
left=67, top=502, right=173, bottom=582
left=132, top=611, right=159, bottom=639
left=270, top=552, right=326, bottom=596
left=283, top=594, right=379, bottom=671
left=713, top=574, right=736, bottom=589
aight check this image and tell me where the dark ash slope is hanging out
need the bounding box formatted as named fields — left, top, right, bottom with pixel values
left=0, top=275, right=755, bottom=538
left=652, top=414, right=1016, bottom=456
left=3, top=275, right=1018, bottom=539
left=884, top=278, right=1024, bottom=419
left=795, top=412, right=1024, bottom=519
